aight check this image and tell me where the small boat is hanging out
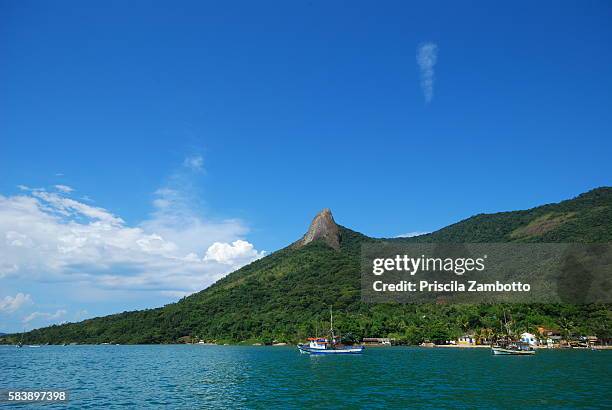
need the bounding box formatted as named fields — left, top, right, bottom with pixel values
left=491, top=311, right=535, bottom=355
left=298, top=338, right=365, bottom=354
left=492, top=342, right=535, bottom=355
left=297, top=307, right=365, bottom=355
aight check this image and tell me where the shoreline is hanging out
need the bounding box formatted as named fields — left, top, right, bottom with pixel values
left=4, top=343, right=611, bottom=349
left=423, top=344, right=612, bottom=350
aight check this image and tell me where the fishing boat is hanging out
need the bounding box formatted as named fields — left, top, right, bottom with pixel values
left=491, top=311, right=535, bottom=355
left=297, top=307, right=365, bottom=355
left=297, top=338, right=364, bottom=354
left=492, top=341, right=535, bottom=355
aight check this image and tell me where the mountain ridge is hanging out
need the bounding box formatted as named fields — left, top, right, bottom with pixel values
left=2, top=187, right=611, bottom=345
left=396, top=187, right=612, bottom=243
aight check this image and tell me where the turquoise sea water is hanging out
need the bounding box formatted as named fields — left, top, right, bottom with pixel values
left=1, top=345, right=611, bottom=409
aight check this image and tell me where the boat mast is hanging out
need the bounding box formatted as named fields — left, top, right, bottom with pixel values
left=503, top=310, right=511, bottom=337
left=18, top=326, right=25, bottom=347
left=330, top=306, right=335, bottom=341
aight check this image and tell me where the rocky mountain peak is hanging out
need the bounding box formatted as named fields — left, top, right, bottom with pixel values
left=298, top=208, right=340, bottom=250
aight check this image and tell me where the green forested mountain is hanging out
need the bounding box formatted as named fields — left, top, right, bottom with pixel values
left=2, top=188, right=611, bottom=345
left=402, top=187, right=612, bottom=244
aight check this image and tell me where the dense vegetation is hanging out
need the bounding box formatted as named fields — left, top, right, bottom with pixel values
left=2, top=188, right=611, bottom=345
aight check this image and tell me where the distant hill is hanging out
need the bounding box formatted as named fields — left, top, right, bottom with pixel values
left=399, top=187, right=612, bottom=244
left=2, top=187, right=611, bottom=345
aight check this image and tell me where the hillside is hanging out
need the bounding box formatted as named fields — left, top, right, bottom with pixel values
left=2, top=187, right=611, bottom=345
left=400, top=187, right=612, bottom=244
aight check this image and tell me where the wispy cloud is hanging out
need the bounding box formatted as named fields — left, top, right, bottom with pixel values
left=183, top=154, right=204, bottom=172
left=417, top=42, right=438, bottom=103
left=396, top=231, right=430, bottom=238
left=23, top=309, right=66, bottom=324
left=0, top=293, right=32, bottom=313
left=54, top=184, right=74, bottom=193
left=31, top=190, right=123, bottom=225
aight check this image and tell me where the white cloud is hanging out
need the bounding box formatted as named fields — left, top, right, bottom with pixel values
left=417, top=42, right=438, bottom=103
left=0, top=293, right=32, bottom=313
left=0, top=187, right=263, bottom=295
left=6, top=231, right=33, bottom=247
left=183, top=154, right=204, bottom=171
left=396, top=231, right=430, bottom=238
left=31, top=191, right=124, bottom=225
left=54, top=185, right=74, bottom=193
left=23, top=309, right=66, bottom=323
left=205, top=240, right=265, bottom=265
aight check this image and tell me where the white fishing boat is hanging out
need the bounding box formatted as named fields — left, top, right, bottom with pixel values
left=492, top=342, right=535, bottom=355
left=297, top=307, right=365, bottom=355
left=297, top=338, right=365, bottom=354
left=491, top=312, right=535, bottom=355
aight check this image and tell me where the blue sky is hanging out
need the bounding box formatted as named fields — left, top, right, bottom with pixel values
left=1, top=1, right=611, bottom=332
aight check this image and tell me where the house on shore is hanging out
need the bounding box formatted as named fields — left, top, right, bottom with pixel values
left=537, top=326, right=563, bottom=348
left=520, top=332, right=538, bottom=346
left=457, top=335, right=475, bottom=345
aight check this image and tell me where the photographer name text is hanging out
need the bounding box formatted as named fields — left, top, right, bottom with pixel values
left=371, top=255, right=531, bottom=293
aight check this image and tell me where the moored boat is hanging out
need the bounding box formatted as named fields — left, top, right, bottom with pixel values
left=297, top=338, right=365, bottom=354
left=297, top=307, right=365, bottom=355
left=491, top=342, right=535, bottom=355
left=491, top=311, right=536, bottom=355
